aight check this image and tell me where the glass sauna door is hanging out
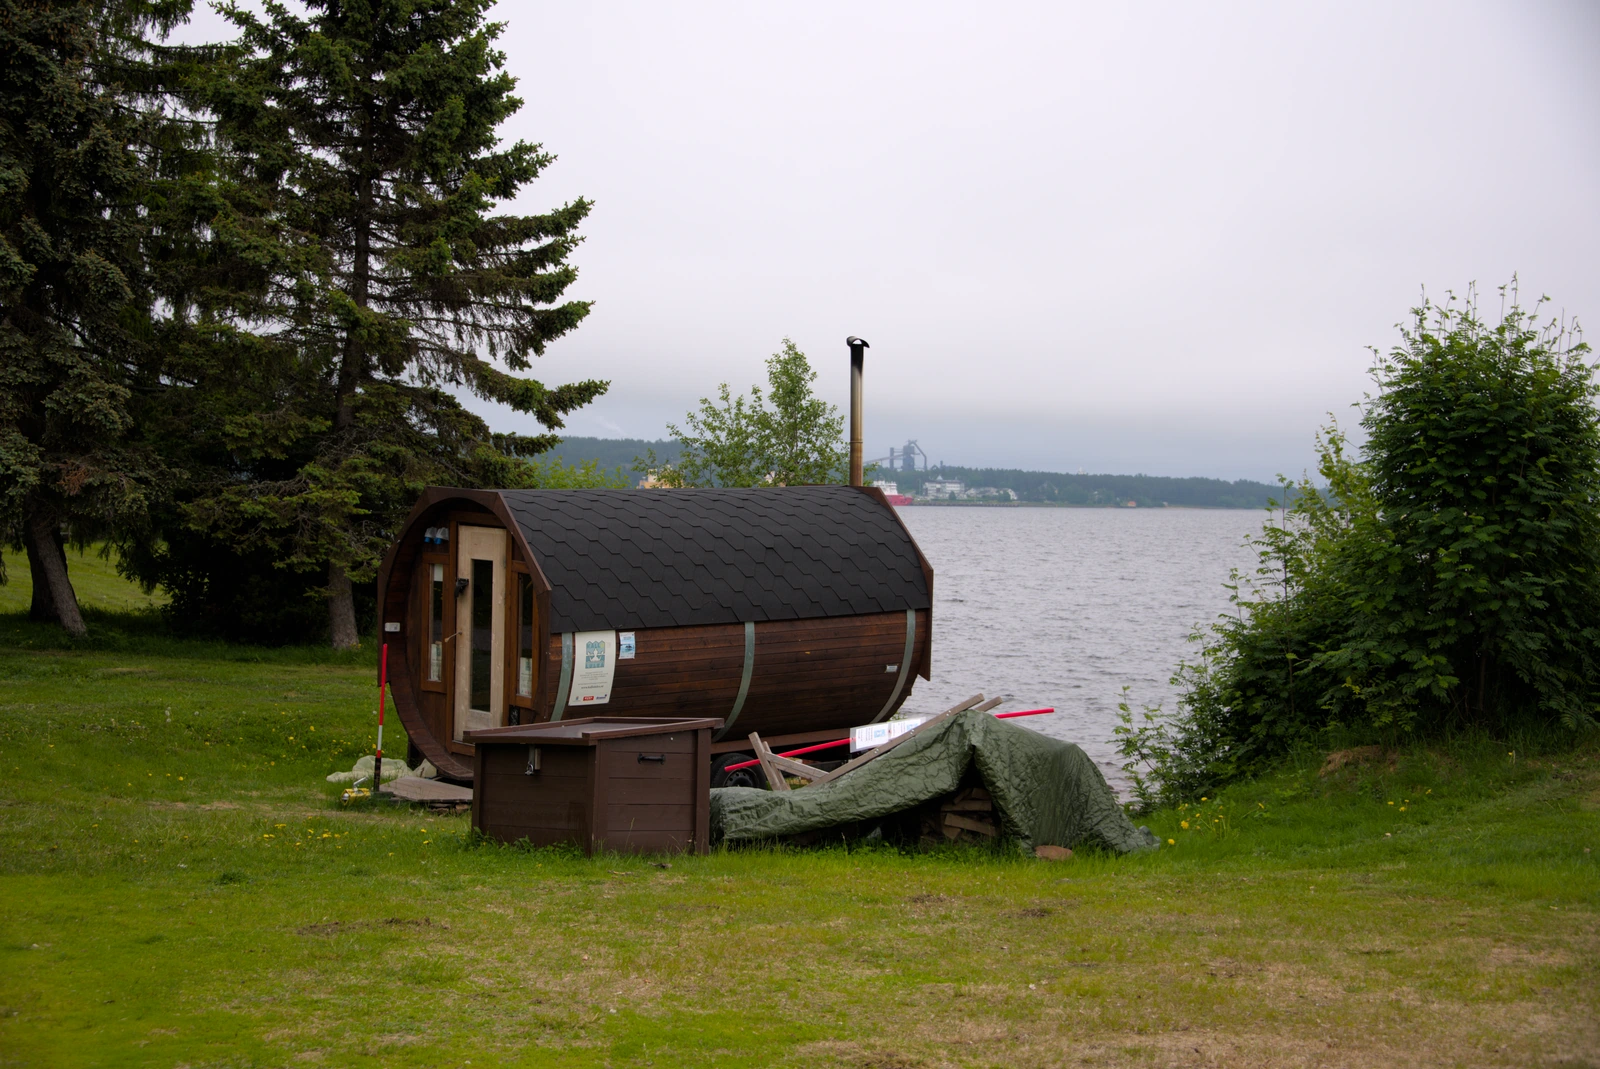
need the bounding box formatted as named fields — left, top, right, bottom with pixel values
left=453, top=525, right=507, bottom=740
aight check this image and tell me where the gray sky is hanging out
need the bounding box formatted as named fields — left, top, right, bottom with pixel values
left=187, top=2, right=1600, bottom=481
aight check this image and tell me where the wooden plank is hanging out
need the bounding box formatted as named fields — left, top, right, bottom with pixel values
left=598, top=753, right=697, bottom=782
left=941, top=693, right=985, bottom=715
left=480, top=802, right=588, bottom=830
left=599, top=733, right=697, bottom=754
left=943, top=812, right=997, bottom=836
left=975, top=696, right=1004, bottom=712
left=605, top=803, right=697, bottom=833
left=940, top=798, right=993, bottom=813
left=381, top=777, right=473, bottom=803
left=768, top=753, right=827, bottom=781
left=601, top=778, right=694, bottom=805
left=748, top=732, right=790, bottom=792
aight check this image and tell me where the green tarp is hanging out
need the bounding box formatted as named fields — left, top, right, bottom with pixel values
left=710, top=710, right=1160, bottom=854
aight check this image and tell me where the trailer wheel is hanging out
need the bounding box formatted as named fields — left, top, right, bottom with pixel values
left=711, top=753, right=765, bottom=790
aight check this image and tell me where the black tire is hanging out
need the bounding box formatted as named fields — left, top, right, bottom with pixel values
left=711, top=752, right=766, bottom=789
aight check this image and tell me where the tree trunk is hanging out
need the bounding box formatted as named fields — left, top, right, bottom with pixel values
left=327, top=560, right=359, bottom=650
left=23, top=508, right=86, bottom=637
left=27, top=531, right=55, bottom=622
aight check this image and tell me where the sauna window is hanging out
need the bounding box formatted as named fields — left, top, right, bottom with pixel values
left=517, top=573, right=534, bottom=698
left=470, top=558, right=494, bottom=712
left=427, top=563, right=445, bottom=682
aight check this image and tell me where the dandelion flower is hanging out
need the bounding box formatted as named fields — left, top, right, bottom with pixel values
left=1387, top=801, right=1394, bottom=806
left=1167, top=838, right=1175, bottom=845
left=423, top=840, right=432, bottom=845
left=1180, top=821, right=1190, bottom=830
left=1200, top=797, right=1208, bottom=802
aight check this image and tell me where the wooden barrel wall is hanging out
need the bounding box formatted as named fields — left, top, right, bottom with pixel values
left=537, top=609, right=929, bottom=739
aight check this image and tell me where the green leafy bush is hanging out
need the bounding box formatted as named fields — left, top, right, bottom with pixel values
left=1120, top=284, right=1598, bottom=808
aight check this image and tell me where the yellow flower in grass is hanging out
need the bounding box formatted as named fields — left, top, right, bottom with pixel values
left=1167, top=839, right=1175, bottom=845
left=1180, top=821, right=1190, bottom=830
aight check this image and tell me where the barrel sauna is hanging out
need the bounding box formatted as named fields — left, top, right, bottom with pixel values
left=375, top=485, right=933, bottom=782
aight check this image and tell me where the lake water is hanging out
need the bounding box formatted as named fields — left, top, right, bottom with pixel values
left=894, top=507, right=1263, bottom=794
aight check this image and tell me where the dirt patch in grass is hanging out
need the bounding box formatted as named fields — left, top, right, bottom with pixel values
left=294, top=917, right=434, bottom=936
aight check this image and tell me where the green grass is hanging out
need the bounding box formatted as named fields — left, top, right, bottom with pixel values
left=0, top=544, right=168, bottom=616
left=0, top=617, right=1596, bottom=1068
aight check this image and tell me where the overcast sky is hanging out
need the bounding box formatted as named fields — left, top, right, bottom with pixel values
left=185, top=2, right=1600, bottom=481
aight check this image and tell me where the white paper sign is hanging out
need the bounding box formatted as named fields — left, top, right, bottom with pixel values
left=569, top=630, right=617, bottom=706
left=619, top=631, right=636, bottom=659
left=850, top=715, right=930, bottom=753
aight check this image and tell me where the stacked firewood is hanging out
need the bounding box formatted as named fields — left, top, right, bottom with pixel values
left=920, top=786, right=998, bottom=845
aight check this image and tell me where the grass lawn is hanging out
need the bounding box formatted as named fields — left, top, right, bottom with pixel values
left=0, top=545, right=169, bottom=616
left=0, top=614, right=1596, bottom=1067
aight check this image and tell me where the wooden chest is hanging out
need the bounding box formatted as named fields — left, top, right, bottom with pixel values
left=464, top=717, right=721, bottom=855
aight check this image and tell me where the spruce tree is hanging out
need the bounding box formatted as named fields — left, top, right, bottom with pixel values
left=198, top=0, right=605, bottom=647
left=0, top=0, right=187, bottom=635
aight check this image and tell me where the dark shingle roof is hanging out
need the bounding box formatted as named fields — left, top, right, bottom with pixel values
left=497, top=487, right=930, bottom=633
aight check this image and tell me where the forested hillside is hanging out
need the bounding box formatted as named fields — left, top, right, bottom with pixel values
left=537, top=436, right=680, bottom=476
left=541, top=438, right=1282, bottom=507
left=893, top=467, right=1281, bottom=507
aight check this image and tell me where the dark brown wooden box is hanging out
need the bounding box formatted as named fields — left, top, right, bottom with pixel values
left=464, top=717, right=721, bottom=855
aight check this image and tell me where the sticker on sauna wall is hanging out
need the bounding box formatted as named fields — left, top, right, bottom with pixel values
left=569, top=630, right=617, bottom=705
left=619, top=632, right=636, bottom=659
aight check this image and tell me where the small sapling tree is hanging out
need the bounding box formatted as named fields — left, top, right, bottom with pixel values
left=639, top=339, right=846, bottom=488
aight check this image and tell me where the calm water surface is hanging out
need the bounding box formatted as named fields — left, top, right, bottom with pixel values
left=894, top=507, right=1262, bottom=793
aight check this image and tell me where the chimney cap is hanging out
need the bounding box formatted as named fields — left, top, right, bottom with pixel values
left=846, top=336, right=869, bottom=349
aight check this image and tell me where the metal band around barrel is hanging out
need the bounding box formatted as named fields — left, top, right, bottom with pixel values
left=715, top=621, right=756, bottom=741
left=551, top=632, right=573, bottom=721
left=870, top=609, right=918, bottom=723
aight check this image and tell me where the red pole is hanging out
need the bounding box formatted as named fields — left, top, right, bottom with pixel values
left=994, top=707, right=1054, bottom=719
left=372, top=643, right=389, bottom=790
left=721, top=708, right=1056, bottom=773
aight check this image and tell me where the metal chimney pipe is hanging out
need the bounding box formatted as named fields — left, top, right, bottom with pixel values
left=846, top=336, right=869, bottom=486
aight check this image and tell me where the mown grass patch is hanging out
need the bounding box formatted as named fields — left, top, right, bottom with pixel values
left=0, top=623, right=1596, bottom=1067
left=0, top=544, right=168, bottom=616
